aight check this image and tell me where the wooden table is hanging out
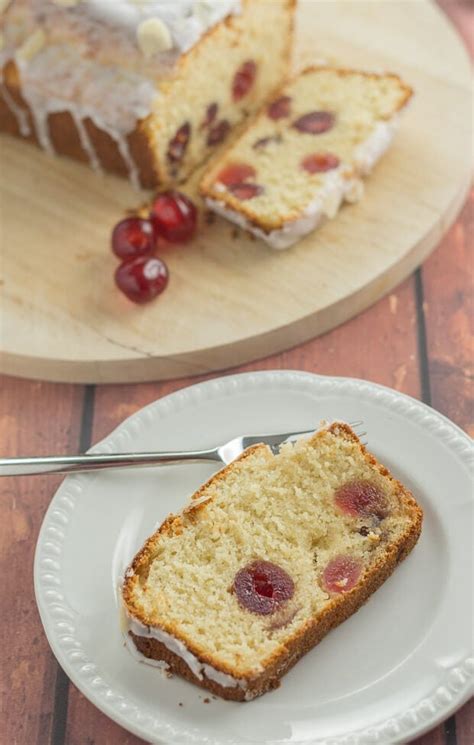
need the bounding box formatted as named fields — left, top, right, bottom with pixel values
left=1, top=2, right=472, bottom=743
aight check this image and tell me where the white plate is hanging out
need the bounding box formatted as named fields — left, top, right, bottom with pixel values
left=34, top=371, right=474, bottom=745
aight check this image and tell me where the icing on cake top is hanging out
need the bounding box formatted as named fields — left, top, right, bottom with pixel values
left=51, top=0, right=242, bottom=55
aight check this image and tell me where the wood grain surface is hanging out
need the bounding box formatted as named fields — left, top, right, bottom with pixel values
left=0, top=2, right=472, bottom=744
left=0, top=0, right=472, bottom=384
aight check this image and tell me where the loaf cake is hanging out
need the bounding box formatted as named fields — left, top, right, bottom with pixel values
left=122, top=422, right=422, bottom=701
left=200, top=67, right=413, bottom=248
left=0, top=0, right=295, bottom=188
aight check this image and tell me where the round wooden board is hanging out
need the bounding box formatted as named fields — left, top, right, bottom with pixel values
left=0, top=0, right=471, bottom=384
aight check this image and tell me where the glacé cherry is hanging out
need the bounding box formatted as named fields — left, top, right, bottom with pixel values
left=322, top=555, right=361, bottom=593
left=217, top=162, right=256, bottom=186
left=335, top=480, right=387, bottom=519
left=111, top=217, right=156, bottom=260
left=115, top=256, right=169, bottom=304
left=267, top=95, right=292, bottom=120
left=228, top=182, right=263, bottom=200
left=232, top=60, right=257, bottom=101
left=151, top=190, right=197, bottom=243
left=233, top=560, right=294, bottom=615
left=293, top=111, right=335, bottom=135
left=301, top=153, right=340, bottom=174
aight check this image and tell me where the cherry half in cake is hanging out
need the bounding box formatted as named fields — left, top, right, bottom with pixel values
left=233, top=560, right=294, bottom=615
left=322, top=555, right=362, bottom=594
left=217, top=163, right=256, bottom=186
left=232, top=60, right=257, bottom=101
left=293, top=111, right=336, bottom=135
left=301, top=153, right=340, bottom=174
left=167, top=122, right=191, bottom=165
left=216, top=162, right=264, bottom=200
left=335, top=480, right=387, bottom=519
left=267, top=95, right=292, bottom=120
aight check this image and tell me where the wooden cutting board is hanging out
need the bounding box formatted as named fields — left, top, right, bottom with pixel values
left=0, top=0, right=471, bottom=384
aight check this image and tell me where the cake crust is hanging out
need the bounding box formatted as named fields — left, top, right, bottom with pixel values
left=122, top=423, right=423, bottom=700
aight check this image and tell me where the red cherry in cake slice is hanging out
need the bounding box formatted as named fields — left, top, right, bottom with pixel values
left=228, top=183, right=264, bottom=200
left=267, top=95, right=292, bottom=120
left=217, top=162, right=256, bottom=186
left=115, top=256, right=169, bottom=304
left=233, top=560, right=294, bottom=615
left=200, top=102, right=218, bottom=130
left=334, top=480, right=387, bottom=519
left=167, top=122, right=191, bottom=164
left=322, top=555, right=362, bottom=593
left=151, top=190, right=197, bottom=243
left=253, top=134, right=283, bottom=150
left=207, top=119, right=231, bottom=147
left=301, top=153, right=340, bottom=174
left=111, top=217, right=156, bottom=260
left=293, top=111, right=335, bottom=135
left=232, top=60, right=257, bottom=101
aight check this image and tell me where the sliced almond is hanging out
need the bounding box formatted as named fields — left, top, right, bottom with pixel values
left=137, top=18, right=173, bottom=58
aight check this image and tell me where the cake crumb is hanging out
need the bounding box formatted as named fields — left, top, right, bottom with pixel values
left=203, top=698, right=211, bottom=704
left=178, top=702, right=183, bottom=707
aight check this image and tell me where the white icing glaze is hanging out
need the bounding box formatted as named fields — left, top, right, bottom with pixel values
left=83, top=0, right=242, bottom=54
left=124, top=611, right=250, bottom=690
left=124, top=631, right=171, bottom=672
left=206, top=120, right=398, bottom=250
left=353, top=118, right=399, bottom=176
left=12, top=43, right=155, bottom=187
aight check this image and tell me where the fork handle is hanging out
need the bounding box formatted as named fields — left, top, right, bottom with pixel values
left=0, top=449, right=221, bottom=477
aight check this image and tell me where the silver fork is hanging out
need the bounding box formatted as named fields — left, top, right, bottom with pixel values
left=0, top=422, right=365, bottom=477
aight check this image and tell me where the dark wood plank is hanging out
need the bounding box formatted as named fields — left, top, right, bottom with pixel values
left=0, top=377, right=84, bottom=745
left=421, top=190, right=473, bottom=740
left=414, top=726, right=447, bottom=745
left=426, top=3, right=473, bottom=733
left=456, top=698, right=474, bottom=745
left=65, top=275, right=422, bottom=743
left=421, top=190, right=473, bottom=435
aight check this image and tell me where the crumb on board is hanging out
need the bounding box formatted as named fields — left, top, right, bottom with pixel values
left=203, top=698, right=211, bottom=704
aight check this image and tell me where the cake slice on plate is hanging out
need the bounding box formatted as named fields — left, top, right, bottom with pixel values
left=200, top=67, right=413, bottom=248
left=122, top=423, right=422, bottom=701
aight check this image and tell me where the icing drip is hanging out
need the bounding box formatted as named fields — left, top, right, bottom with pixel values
left=12, top=43, right=158, bottom=187
left=0, top=83, right=31, bottom=136
left=69, top=107, right=101, bottom=172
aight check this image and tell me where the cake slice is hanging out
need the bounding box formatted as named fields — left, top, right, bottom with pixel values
left=0, top=0, right=294, bottom=188
left=122, top=423, right=422, bottom=701
left=200, top=67, right=413, bottom=248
